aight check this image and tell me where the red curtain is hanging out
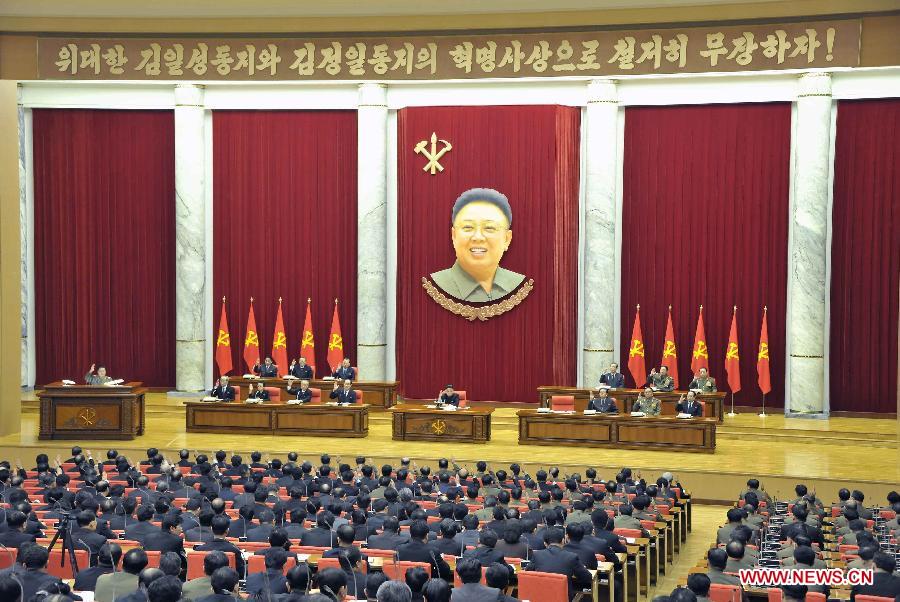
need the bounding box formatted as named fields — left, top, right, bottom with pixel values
left=33, top=109, right=176, bottom=387
left=621, top=103, right=791, bottom=407
left=212, top=111, right=357, bottom=377
left=830, top=99, right=900, bottom=414
left=396, top=106, right=579, bottom=403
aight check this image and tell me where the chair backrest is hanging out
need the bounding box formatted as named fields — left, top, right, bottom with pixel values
left=308, top=387, right=322, bottom=403
left=353, top=367, right=359, bottom=380
left=0, top=549, right=16, bottom=569
left=232, top=386, right=241, bottom=401
left=264, top=387, right=282, bottom=403
left=550, top=395, right=576, bottom=411
left=613, top=528, right=642, bottom=540
left=382, top=560, right=430, bottom=581
left=144, top=550, right=162, bottom=568
left=518, top=570, right=570, bottom=602
left=354, top=390, right=364, bottom=404
left=855, top=596, right=897, bottom=602
left=457, top=391, right=468, bottom=408
left=46, top=549, right=90, bottom=579
left=186, top=550, right=236, bottom=580
left=457, top=390, right=467, bottom=401
left=709, top=583, right=742, bottom=602
left=767, top=588, right=783, bottom=602
left=806, top=593, right=827, bottom=602
left=247, top=553, right=298, bottom=575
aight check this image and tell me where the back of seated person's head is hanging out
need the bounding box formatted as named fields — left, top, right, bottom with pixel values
left=138, top=567, right=166, bottom=591
left=211, top=567, right=239, bottom=595
left=209, top=514, right=230, bottom=536
left=455, top=557, right=483, bottom=585
left=316, top=567, right=348, bottom=601
left=873, top=551, right=896, bottom=573
left=422, top=577, right=451, bottom=602
left=22, top=544, right=49, bottom=570
left=365, top=572, right=390, bottom=599
left=479, top=529, right=498, bottom=548
left=793, top=534, right=812, bottom=548
left=406, top=520, right=427, bottom=541
left=670, top=587, right=698, bottom=602
left=136, top=505, right=154, bottom=522
left=6, top=510, right=26, bottom=529
left=795, top=484, right=807, bottom=497
left=848, top=518, right=865, bottom=532
left=0, top=574, right=20, bottom=602
left=147, top=574, right=182, bottom=602
left=542, top=527, right=565, bottom=546
left=97, top=543, right=122, bottom=568
left=161, top=513, right=181, bottom=532
left=202, top=551, right=229, bottom=577
left=502, top=523, right=521, bottom=544
left=732, top=525, right=752, bottom=544
left=687, top=573, right=711, bottom=597
left=857, top=545, right=877, bottom=562
left=491, top=506, right=505, bottom=521
left=838, top=488, right=851, bottom=501
left=792, top=504, right=808, bottom=522
left=726, top=508, right=743, bottom=523
left=265, top=547, right=289, bottom=570
left=851, top=489, right=864, bottom=503
left=793, top=545, right=816, bottom=566
left=707, top=547, right=727, bottom=570
left=158, top=552, right=182, bottom=577
left=782, top=584, right=808, bottom=602
left=453, top=504, right=468, bottom=520
left=619, top=504, right=634, bottom=516
left=405, top=566, right=429, bottom=594
left=285, top=563, right=312, bottom=594
left=123, top=548, right=149, bottom=574
left=566, top=522, right=585, bottom=542
left=725, top=540, right=744, bottom=560
left=485, top=562, right=511, bottom=590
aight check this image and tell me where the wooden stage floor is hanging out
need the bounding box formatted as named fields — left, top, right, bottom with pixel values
left=4, top=393, right=897, bottom=504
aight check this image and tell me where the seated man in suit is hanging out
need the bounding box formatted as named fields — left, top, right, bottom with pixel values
left=253, top=356, right=279, bottom=378
left=70, top=510, right=108, bottom=566
left=527, top=527, right=592, bottom=601
left=194, top=515, right=244, bottom=576
left=94, top=548, right=148, bottom=602
left=588, top=388, right=618, bottom=414
left=330, top=379, right=358, bottom=405
left=397, top=520, right=452, bottom=581
left=454, top=557, right=503, bottom=602
left=706, top=547, right=742, bottom=587
left=688, top=367, right=717, bottom=393
left=632, top=389, right=661, bottom=415
left=74, top=542, right=121, bottom=593
left=676, top=391, right=704, bottom=417
left=85, top=363, right=113, bottom=385
left=438, top=384, right=460, bottom=407
left=286, top=379, right=313, bottom=404
left=209, top=376, right=235, bottom=401
left=245, top=547, right=290, bottom=597
left=289, top=357, right=314, bottom=379
left=181, top=551, right=230, bottom=601
left=0, top=510, right=36, bottom=548
left=245, top=382, right=270, bottom=404
left=333, top=358, right=356, bottom=381
left=647, top=366, right=675, bottom=391
left=485, top=562, right=520, bottom=602
left=850, top=552, right=900, bottom=601
left=599, top=362, right=625, bottom=388
left=143, top=514, right=186, bottom=570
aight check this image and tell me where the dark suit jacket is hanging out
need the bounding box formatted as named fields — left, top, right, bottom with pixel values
left=144, top=529, right=186, bottom=557
left=397, top=539, right=452, bottom=580
left=210, top=385, right=235, bottom=401
left=194, top=538, right=244, bottom=574
left=850, top=572, right=900, bottom=602
left=245, top=568, right=289, bottom=595
left=254, top=364, right=278, bottom=377
left=71, top=527, right=108, bottom=565
left=74, top=565, right=113, bottom=591
left=333, top=366, right=356, bottom=380
left=247, top=389, right=270, bottom=401
left=780, top=521, right=823, bottom=547
left=676, top=400, right=703, bottom=417
left=599, top=372, right=625, bottom=388
left=287, top=387, right=313, bottom=402
left=300, top=527, right=336, bottom=547
left=246, top=524, right=275, bottom=542
left=19, top=569, right=63, bottom=602
left=0, top=530, right=35, bottom=548
left=450, top=582, right=502, bottom=602
left=289, top=364, right=314, bottom=379
left=432, top=536, right=463, bottom=557
left=463, top=545, right=506, bottom=567
left=367, top=532, right=408, bottom=551
left=439, top=393, right=460, bottom=406
left=564, top=540, right=598, bottom=569
left=329, top=388, right=358, bottom=404
left=528, top=546, right=592, bottom=600
left=124, top=520, right=159, bottom=543
left=588, top=397, right=618, bottom=413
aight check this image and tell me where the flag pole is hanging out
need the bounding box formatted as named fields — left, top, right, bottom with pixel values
left=727, top=305, right=737, bottom=417
left=759, top=393, right=767, bottom=418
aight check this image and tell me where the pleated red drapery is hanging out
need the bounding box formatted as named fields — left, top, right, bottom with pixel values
left=33, top=109, right=176, bottom=387
left=212, top=111, right=357, bottom=377
left=829, top=99, right=900, bottom=414
left=396, top=105, right=580, bottom=403
left=620, top=103, right=791, bottom=407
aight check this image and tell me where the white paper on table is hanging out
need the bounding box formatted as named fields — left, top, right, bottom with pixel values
left=676, top=413, right=693, bottom=419
left=537, top=407, right=552, bottom=413
left=630, top=411, right=646, bottom=417
left=243, top=374, right=257, bottom=378
left=201, top=396, right=219, bottom=402
left=583, top=409, right=597, bottom=415
left=61, top=380, right=76, bottom=386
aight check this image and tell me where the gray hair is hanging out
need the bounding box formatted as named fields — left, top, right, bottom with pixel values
left=451, top=188, right=512, bottom=227
left=376, top=580, right=412, bottom=602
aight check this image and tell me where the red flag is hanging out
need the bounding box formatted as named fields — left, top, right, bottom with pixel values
left=300, top=298, right=316, bottom=374
left=757, top=306, right=771, bottom=394
left=725, top=306, right=741, bottom=393
left=690, top=305, right=710, bottom=374
left=271, top=298, right=288, bottom=377
left=327, top=299, right=344, bottom=372
left=243, top=298, right=260, bottom=373
left=627, top=305, right=647, bottom=388
left=215, top=297, right=233, bottom=377
left=661, top=306, right=679, bottom=389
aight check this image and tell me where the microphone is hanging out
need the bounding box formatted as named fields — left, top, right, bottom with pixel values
left=428, top=548, right=441, bottom=577
left=337, top=550, right=357, bottom=600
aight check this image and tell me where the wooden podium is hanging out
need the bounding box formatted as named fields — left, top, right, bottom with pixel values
left=37, top=382, right=146, bottom=440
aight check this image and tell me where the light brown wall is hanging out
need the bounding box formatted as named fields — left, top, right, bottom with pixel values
left=0, top=80, right=21, bottom=436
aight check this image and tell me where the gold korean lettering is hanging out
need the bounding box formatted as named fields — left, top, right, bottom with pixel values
left=760, top=30, right=791, bottom=64
left=56, top=43, right=78, bottom=75
left=449, top=42, right=474, bottom=73
left=164, top=43, right=185, bottom=76
left=577, top=40, right=602, bottom=70
left=498, top=40, right=525, bottom=72
left=552, top=40, right=575, bottom=71
left=102, top=45, right=128, bottom=75
left=78, top=43, right=102, bottom=75
left=256, top=44, right=281, bottom=76
left=475, top=41, right=498, bottom=73
left=368, top=43, right=391, bottom=75
left=390, top=42, right=415, bottom=74
left=135, top=43, right=162, bottom=76
left=789, top=29, right=821, bottom=63
left=234, top=44, right=257, bottom=76
left=699, top=32, right=728, bottom=67
left=414, top=43, right=438, bottom=74
left=524, top=41, right=552, bottom=72
left=211, top=45, right=234, bottom=75
left=318, top=42, right=342, bottom=75
left=289, top=43, right=316, bottom=76
left=609, top=37, right=636, bottom=70
left=636, top=35, right=662, bottom=69
left=186, top=43, right=208, bottom=76
left=345, top=43, right=367, bottom=75
left=663, top=34, right=689, bottom=68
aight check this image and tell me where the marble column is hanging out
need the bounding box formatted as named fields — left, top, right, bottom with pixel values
left=787, top=72, right=832, bottom=414
left=582, top=79, right=620, bottom=386
left=174, top=84, right=208, bottom=391
left=356, top=83, right=388, bottom=380
left=18, top=87, right=29, bottom=388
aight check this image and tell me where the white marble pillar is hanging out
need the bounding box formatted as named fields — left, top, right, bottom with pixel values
left=18, top=87, right=29, bottom=388
left=582, top=79, right=620, bottom=386
left=787, top=73, right=832, bottom=415
left=174, top=84, right=208, bottom=391
left=356, top=83, right=388, bottom=380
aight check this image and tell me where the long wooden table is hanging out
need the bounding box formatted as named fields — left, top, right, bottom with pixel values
left=185, top=401, right=369, bottom=437
left=537, top=386, right=726, bottom=422
left=517, top=410, right=717, bottom=452
left=230, top=376, right=398, bottom=408
left=37, top=381, right=146, bottom=440
left=390, top=404, right=493, bottom=443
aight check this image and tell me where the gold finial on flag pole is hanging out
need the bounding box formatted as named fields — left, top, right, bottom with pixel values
left=733, top=305, right=737, bottom=312
left=307, top=297, right=311, bottom=304
left=335, top=298, right=339, bottom=304
left=764, top=306, right=768, bottom=312
left=636, top=304, right=640, bottom=310
left=279, top=297, right=282, bottom=303
left=222, top=296, right=226, bottom=303
left=668, top=304, right=672, bottom=310
left=250, top=296, right=254, bottom=303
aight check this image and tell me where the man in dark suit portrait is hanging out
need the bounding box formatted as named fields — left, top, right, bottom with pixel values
left=143, top=514, right=186, bottom=569
left=286, top=379, right=313, bottom=404
left=527, top=527, right=592, bottom=600
left=676, top=392, right=704, bottom=417
left=599, top=363, right=625, bottom=388
left=439, top=385, right=460, bottom=407
left=397, top=520, right=452, bottom=580
left=452, top=557, right=503, bottom=602
left=850, top=552, right=900, bottom=601
left=245, top=382, right=270, bottom=403
left=253, top=357, right=279, bottom=377
left=289, top=357, right=314, bottom=379
left=333, top=358, right=356, bottom=381
left=588, top=388, right=618, bottom=414
left=330, top=379, right=358, bottom=404
left=209, top=376, right=235, bottom=401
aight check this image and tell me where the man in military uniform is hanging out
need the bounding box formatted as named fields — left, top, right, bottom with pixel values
left=85, top=363, right=112, bottom=385
left=253, top=357, right=278, bottom=377
left=333, top=358, right=356, bottom=381
left=288, top=357, right=313, bottom=379
left=430, top=188, right=526, bottom=302
left=647, top=366, right=674, bottom=391
left=632, top=389, right=661, bottom=415
left=599, top=362, right=625, bottom=388
left=286, top=379, right=312, bottom=404
left=688, top=367, right=717, bottom=392
left=588, top=388, right=618, bottom=414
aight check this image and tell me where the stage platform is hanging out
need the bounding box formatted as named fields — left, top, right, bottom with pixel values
left=3, top=393, right=897, bottom=504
